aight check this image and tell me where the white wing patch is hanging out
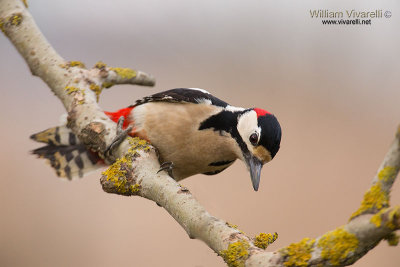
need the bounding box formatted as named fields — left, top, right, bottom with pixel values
left=195, top=98, right=212, bottom=105
left=225, top=105, right=245, bottom=112
left=188, top=88, right=210, bottom=94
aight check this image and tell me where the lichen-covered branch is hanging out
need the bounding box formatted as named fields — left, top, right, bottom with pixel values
left=0, top=0, right=154, bottom=160
left=0, top=0, right=266, bottom=264
left=350, top=127, right=400, bottom=220
left=94, top=62, right=155, bottom=89
left=2, top=1, right=399, bottom=266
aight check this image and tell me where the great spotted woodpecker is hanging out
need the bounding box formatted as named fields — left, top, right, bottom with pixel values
left=31, top=88, right=281, bottom=191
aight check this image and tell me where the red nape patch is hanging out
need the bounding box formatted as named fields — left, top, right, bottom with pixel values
left=254, top=108, right=271, bottom=118
left=104, top=106, right=134, bottom=129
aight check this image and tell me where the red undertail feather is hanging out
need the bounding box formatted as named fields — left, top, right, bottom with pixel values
left=254, top=108, right=271, bottom=118
left=104, top=107, right=134, bottom=129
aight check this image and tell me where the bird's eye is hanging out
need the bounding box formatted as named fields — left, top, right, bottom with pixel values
left=249, top=133, right=258, bottom=146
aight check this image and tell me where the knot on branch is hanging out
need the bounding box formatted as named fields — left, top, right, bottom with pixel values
left=100, top=137, right=152, bottom=196
left=79, top=122, right=107, bottom=154
left=370, top=206, right=400, bottom=231
left=384, top=232, right=399, bottom=246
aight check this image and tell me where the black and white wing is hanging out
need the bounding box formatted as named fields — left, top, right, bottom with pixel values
left=131, top=88, right=229, bottom=108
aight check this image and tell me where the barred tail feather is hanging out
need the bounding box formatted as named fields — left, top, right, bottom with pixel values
left=30, top=125, right=80, bottom=146
left=31, top=126, right=105, bottom=179
left=32, top=144, right=105, bottom=179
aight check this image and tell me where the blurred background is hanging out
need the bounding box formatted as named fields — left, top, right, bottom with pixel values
left=1, top=0, right=400, bottom=266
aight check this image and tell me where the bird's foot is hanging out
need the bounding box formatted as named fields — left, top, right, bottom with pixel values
left=104, top=116, right=133, bottom=159
left=157, top=161, right=174, bottom=177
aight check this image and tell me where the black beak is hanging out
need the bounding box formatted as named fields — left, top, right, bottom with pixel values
left=244, top=154, right=263, bottom=191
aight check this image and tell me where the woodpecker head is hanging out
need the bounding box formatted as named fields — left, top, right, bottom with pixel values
left=236, top=108, right=281, bottom=191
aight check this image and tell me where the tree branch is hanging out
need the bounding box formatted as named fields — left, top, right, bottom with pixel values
left=2, top=1, right=398, bottom=266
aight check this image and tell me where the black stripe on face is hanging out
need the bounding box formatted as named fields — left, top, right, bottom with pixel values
left=69, top=132, right=77, bottom=145
left=199, top=110, right=237, bottom=133
left=209, top=160, right=235, bottom=166
left=199, top=110, right=250, bottom=158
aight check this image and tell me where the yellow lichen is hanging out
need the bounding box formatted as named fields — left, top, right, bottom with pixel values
left=370, top=207, right=399, bottom=247
left=131, top=183, right=141, bottom=193
left=89, top=83, right=102, bottom=102
left=281, top=237, right=315, bottom=267
left=378, top=166, right=397, bottom=183
left=102, top=156, right=131, bottom=194
left=94, top=61, right=107, bottom=69
left=69, top=61, right=85, bottom=68
left=386, top=206, right=400, bottom=230
left=0, top=13, right=23, bottom=33
left=350, top=166, right=398, bottom=221
left=370, top=206, right=399, bottom=231
left=10, top=14, right=22, bottom=26
left=65, top=86, right=80, bottom=94
left=101, top=137, right=151, bottom=195
left=317, top=227, right=359, bottom=266
left=226, top=222, right=238, bottom=229
left=219, top=240, right=250, bottom=267
left=110, top=67, right=137, bottom=79
left=350, top=183, right=389, bottom=220
left=102, top=81, right=114, bottom=89
left=64, top=86, right=85, bottom=104
left=60, top=61, right=86, bottom=69
left=370, top=209, right=384, bottom=227
left=384, top=233, right=399, bottom=246
left=254, top=232, right=278, bottom=249
left=128, top=137, right=152, bottom=152
left=0, top=20, right=4, bottom=33
left=78, top=90, right=85, bottom=105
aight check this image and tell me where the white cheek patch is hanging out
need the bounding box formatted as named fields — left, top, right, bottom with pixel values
left=237, top=110, right=260, bottom=151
